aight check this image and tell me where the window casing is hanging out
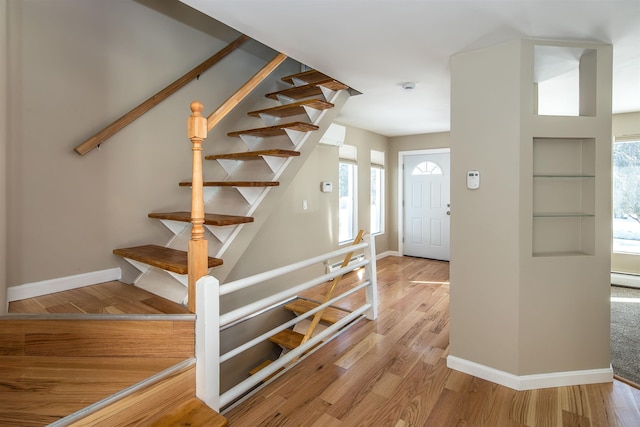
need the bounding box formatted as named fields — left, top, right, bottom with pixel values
left=339, top=145, right=358, bottom=243
left=370, top=150, right=385, bottom=235
left=613, top=138, right=640, bottom=255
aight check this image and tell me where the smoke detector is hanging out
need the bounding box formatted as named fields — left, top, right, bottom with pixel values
left=401, top=82, right=416, bottom=90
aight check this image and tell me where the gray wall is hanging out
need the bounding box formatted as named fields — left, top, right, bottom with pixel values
left=1, top=0, right=8, bottom=313
left=227, top=123, right=391, bottom=280
left=4, top=0, right=280, bottom=289
left=3, top=0, right=392, bottom=301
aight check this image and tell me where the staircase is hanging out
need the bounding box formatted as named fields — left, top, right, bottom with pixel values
left=113, top=68, right=352, bottom=306
left=249, top=232, right=364, bottom=380
left=1, top=66, right=355, bottom=424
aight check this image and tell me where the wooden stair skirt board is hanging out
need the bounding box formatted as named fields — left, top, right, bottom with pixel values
left=247, top=99, right=334, bottom=118
left=265, top=80, right=349, bottom=100
left=113, top=244, right=222, bottom=275
left=179, top=181, right=280, bottom=187
left=62, top=362, right=226, bottom=427
left=284, top=298, right=351, bottom=325
left=148, top=211, right=254, bottom=226
left=227, top=122, right=319, bottom=138
left=206, top=149, right=300, bottom=161
left=0, top=316, right=195, bottom=358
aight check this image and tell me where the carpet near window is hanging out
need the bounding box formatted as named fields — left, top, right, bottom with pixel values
left=611, top=285, right=640, bottom=386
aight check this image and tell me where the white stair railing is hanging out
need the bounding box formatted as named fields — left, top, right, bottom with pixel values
left=195, top=234, right=378, bottom=411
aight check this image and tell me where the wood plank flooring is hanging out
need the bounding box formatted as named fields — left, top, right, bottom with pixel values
left=225, top=256, right=640, bottom=426
left=4, top=280, right=193, bottom=426
left=0, top=356, right=186, bottom=426
left=8, top=280, right=191, bottom=314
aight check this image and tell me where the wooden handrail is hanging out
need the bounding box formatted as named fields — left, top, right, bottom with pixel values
left=187, top=101, right=208, bottom=313
left=185, top=51, right=286, bottom=310
left=207, top=52, right=287, bottom=131
left=74, top=34, right=250, bottom=156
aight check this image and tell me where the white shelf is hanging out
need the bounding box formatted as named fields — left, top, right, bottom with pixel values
left=532, top=137, right=595, bottom=256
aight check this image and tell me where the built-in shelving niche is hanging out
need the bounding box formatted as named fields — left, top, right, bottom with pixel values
left=532, top=137, right=596, bottom=256
left=534, top=45, right=597, bottom=117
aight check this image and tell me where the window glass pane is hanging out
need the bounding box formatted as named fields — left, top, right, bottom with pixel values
left=613, top=139, right=640, bottom=254
left=339, top=162, right=357, bottom=243
left=371, top=166, right=384, bottom=235
left=412, top=161, right=442, bottom=175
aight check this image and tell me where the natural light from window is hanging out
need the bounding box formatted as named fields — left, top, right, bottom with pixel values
left=370, top=150, right=385, bottom=235
left=339, top=161, right=357, bottom=243
left=412, top=161, right=442, bottom=176
left=613, top=139, right=640, bottom=255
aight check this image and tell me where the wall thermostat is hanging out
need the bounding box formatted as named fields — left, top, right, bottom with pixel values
left=467, top=170, right=480, bottom=189
left=321, top=181, right=333, bottom=193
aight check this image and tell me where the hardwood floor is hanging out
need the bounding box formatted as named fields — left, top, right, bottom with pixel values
left=4, top=281, right=193, bottom=426
left=5, top=258, right=640, bottom=425
left=225, top=256, right=640, bottom=427
left=8, top=280, right=191, bottom=315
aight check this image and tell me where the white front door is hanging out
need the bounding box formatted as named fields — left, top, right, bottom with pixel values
left=403, top=152, right=451, bottom=261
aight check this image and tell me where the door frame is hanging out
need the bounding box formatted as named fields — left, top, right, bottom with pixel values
left=398, top=148, right=451, bottom=256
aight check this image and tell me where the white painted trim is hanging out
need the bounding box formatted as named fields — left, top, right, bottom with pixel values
left=447, top=355, right=613, bottom=391
left=397, top=148, right=451, bottom=257
left=7, top=268, right=122, bottom=302
left=611, top=272, right=640, bottom=289
left=376, top=250, right=399, bottom=260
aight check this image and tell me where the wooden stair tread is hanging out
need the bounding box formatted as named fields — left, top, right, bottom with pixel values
left=205, top=149, right=300, bottom=161
left=265, top=80, right=349, bottom=100
left=180, top=181, right=280, bottom=187
left=249, top=359, right=273, bottom=375
left=269, top=329, right=304, bottom=350
left=247, top=99, right=334, bottom=118
left=228, top=122, right=319, bottom=138
left=148, top=398, right=227, bottom=427
left=248, top=359, right=283, bottom=382
left=284, top=299, right=351, bottom=325
left=113, top=244, right=222, bottom=275
left=148, top=211, right=254, bottom=226
left=281, top=70, right=333, bottom=85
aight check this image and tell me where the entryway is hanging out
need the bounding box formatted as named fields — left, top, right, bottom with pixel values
left=400, top=149, right=451, bottom=261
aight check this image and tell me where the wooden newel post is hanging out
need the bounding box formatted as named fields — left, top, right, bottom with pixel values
left=187, top=101, right=208, bottom=313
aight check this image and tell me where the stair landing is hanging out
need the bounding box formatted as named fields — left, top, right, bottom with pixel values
left=4, top=282, right=217, bottom=426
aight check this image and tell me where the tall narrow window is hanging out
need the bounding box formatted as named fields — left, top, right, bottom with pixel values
left=613, top=138, right=640, bottom=254
left=339, top=145, right=358, bottom=243
left=370, top=149, right=385, bottom=235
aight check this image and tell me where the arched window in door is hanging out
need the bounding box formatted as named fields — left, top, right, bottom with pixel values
left=412, top=161, right=443, bottom=176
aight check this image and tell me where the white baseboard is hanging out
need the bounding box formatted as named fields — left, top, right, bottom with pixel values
left=7, top=268, right=122, bottom=302
left=611, top=272, right=640, bottom=289
left=447, top=355, right=613, bottom=391
left=377, top=250, right=400, bottom=260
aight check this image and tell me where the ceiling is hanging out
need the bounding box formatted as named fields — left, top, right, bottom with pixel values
left=180, top=0, right=640, bottom=137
